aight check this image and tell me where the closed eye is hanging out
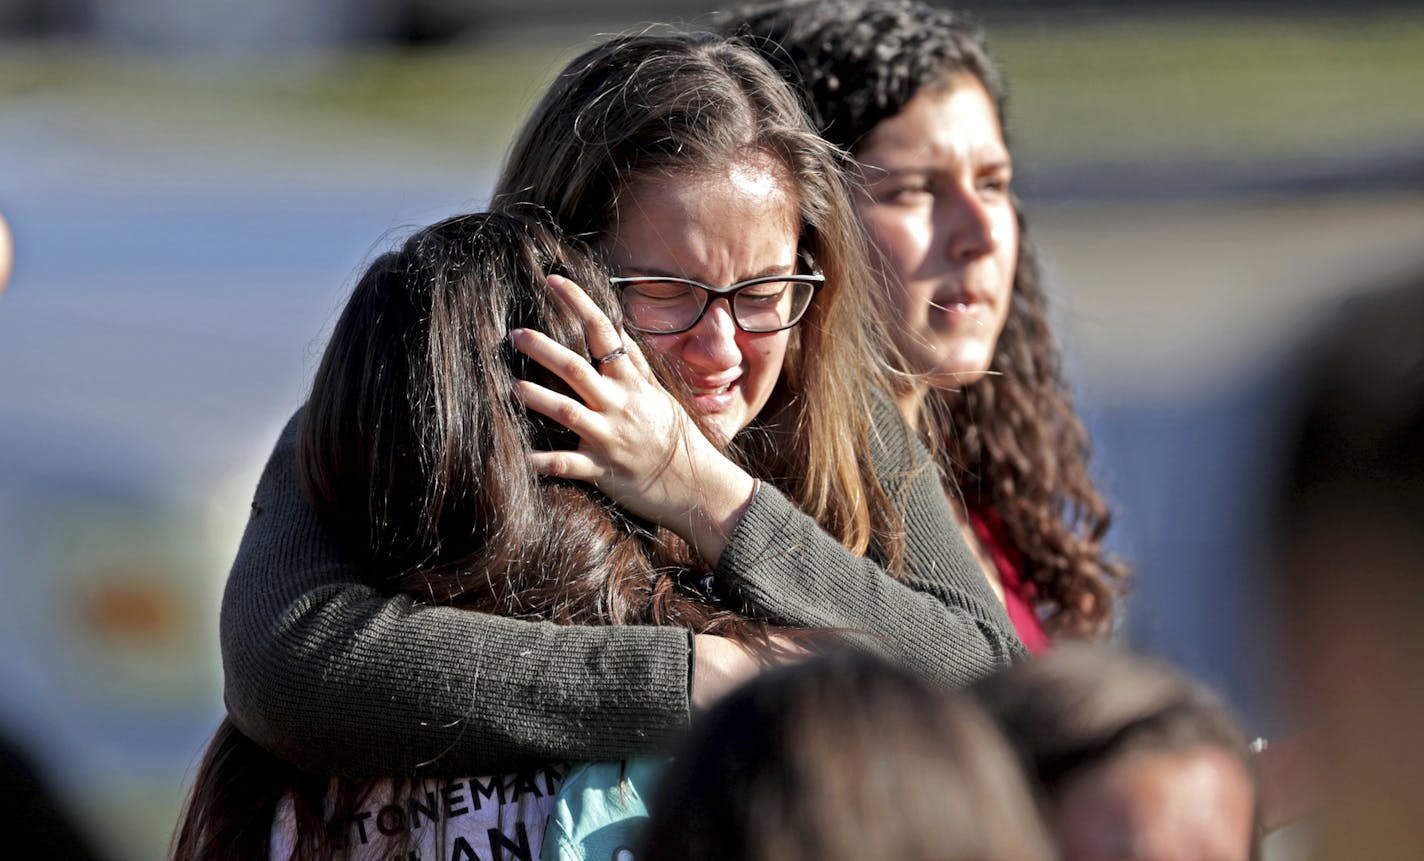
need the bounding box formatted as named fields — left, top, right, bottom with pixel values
left=630, top=283, right=693, bottom=300
left=739, top=286, right=787, bottom=305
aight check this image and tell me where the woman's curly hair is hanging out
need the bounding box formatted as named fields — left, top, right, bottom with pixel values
left=721, top=0, right=1128, bottom=637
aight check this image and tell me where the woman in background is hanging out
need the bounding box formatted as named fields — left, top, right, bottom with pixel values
left=721, top=0, right=1128, bottom=648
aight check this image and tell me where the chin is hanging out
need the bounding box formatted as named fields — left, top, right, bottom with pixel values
left=915, top=345, right=995, bottom=391
left=702, top=413, right=742, bottom=446
left=927, top=368, right=989, bottom=391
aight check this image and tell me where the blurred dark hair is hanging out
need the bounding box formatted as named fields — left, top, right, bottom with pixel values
left=0, top=730, right=103, bottom=860
left=641, top=651, right=1054, bottom=861
left=493, top=31, right=906, bottom=567
left=173, top=211, right=781, bottom=861
left=973, top=644, right=1261, bottom=853
left=720, top=0, right=1128, bottom=637
left=1274, top=272, right=1424, bottom=589
left=1268, top=268, right=1424, bottom=861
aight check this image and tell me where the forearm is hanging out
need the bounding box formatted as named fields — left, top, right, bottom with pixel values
left=713, top=401, right=1025, bottom=685
left=670, top=458, right=760, bottom=568
left=715, top=482, right=1022, bottom=684
left=223, top=587, right=692, bottom=776
left=221, top=412, right=694, bottom=776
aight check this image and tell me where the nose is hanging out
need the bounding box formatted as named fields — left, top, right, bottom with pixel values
left=679, top=298, right=741, bottom=371
left=943, top=186, right=999, bottom=263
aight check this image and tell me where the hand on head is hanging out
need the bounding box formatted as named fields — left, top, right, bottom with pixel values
left=513, top=273, right=759, bottom=566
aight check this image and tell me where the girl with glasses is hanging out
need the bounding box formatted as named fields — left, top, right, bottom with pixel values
left=193, top=32, right=1022, bottom=857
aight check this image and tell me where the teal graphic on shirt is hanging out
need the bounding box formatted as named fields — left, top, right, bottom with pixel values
left=541, top=757, right=666, bottom=861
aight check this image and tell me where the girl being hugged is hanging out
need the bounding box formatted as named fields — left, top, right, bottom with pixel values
left=179, top=210, right=797, bottom=859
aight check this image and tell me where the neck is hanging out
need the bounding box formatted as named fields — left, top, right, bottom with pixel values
left=894, top=377, right=930, bottom=432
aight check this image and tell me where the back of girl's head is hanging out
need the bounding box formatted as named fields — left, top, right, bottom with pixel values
left=302, top=209, right=598, bottom=584
left=641, top=652, right=1054, bottom=861
left=974, top=645, right=1253, bottom=797
left=718, top=0, right=1004, bottom=154
left=494, top=30, right=901, bottom=563
left=1276, top=273, right=1424, bottom=605
left=300, top=209, right=751, bottom=634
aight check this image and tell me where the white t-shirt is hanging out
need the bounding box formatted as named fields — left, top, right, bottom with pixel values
left=270, top=765, right=566, bottom=860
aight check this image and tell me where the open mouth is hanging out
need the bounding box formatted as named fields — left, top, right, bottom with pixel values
left=686, top=376, right=741, bottom=411
left=690, top=380, right=736, bottom=396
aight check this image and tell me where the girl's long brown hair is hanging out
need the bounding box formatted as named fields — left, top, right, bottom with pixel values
left=938, top=224, right=1126, bottom=637
left=493, top=31, right=907, bottom=568
left=721, top=0, right=1129, bottom=636
left=172, top=211, right=779, bottom=860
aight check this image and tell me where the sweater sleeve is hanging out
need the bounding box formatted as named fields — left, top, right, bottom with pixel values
left=714, top=399, right=1027, bottom=684
left=219, top=411, right=694, bottom=778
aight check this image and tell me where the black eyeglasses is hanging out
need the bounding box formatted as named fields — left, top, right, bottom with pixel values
left=610, top=273, right=823, bottom=335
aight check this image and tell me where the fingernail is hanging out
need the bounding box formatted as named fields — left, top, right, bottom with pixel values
left=510, top=328, right=526, bottom=343
left=546, top=274, right=566, bottom=289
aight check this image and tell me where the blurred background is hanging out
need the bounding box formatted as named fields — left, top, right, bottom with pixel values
left=1, top=0, right=1422, bottom=857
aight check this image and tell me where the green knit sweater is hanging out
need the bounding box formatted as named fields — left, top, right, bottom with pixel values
left=220, top=399, right=1024, bottom=777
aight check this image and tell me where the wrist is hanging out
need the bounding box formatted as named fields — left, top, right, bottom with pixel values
left=682, top=463, right=758, bottom=567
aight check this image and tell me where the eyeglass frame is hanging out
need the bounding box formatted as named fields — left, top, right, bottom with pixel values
left=609, top=272, right=825, bottom=335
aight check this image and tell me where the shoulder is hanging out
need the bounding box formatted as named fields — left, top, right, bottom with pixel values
left=866, top=390, right=933, bottom=479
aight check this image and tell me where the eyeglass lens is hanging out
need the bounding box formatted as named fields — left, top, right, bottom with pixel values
left=619, top=278, right=817, bottom=334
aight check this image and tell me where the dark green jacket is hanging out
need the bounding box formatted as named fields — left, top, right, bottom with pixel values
left=219, top=399, right=1023, bottom=777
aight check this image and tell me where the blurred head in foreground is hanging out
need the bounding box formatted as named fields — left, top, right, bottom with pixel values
left=974, top=645, right=1259, bottom=861
left=1272, top=272, right=1424, bottom=859
left=0, top=213, right=12, bottom=295
left=640, top=652, right=1053, bottom=861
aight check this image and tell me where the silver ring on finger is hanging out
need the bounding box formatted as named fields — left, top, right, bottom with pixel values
left=591, top=344, right=629, bottom=368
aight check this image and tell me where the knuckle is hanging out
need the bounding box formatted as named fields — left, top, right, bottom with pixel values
left=559, top=354, right=588, bottom=378
left=554, top=400, right=583, bottom=427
